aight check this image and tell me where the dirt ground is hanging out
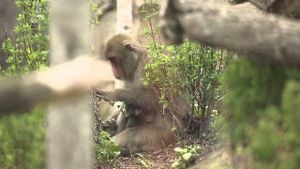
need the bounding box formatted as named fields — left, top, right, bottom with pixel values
left=116, top=144, right=178, bottom=169
left=96, top=135, right=219, bottom=169
left=96, top=144, right=177, bottom=169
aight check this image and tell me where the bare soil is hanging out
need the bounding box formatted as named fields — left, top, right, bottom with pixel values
left=96, top=144, right=178, bottom=169
left=96, top=134, right=219, bottom=169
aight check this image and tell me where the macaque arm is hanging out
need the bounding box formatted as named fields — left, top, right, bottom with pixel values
left=96, top=88, right=157, bottom=111
left=96, top=89, right=139, bottom=106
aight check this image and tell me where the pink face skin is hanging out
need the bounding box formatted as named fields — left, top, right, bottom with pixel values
left=106, top=42, right=136, bottom=80
left=107, top=56, right=122, bottom=79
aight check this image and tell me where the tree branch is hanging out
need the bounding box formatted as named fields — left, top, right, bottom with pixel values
left=160, top=0, right=300, bottom=67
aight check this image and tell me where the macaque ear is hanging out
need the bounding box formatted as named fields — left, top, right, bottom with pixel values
left=123, top=40, right=136, bottom=51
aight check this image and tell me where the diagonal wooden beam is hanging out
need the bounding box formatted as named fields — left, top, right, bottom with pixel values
left=0, top=57, right=114, bottom=116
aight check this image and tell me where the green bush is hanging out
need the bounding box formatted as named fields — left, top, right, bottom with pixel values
left=145, top=41, right=229, bottom=135
left=223, top=58, right=300, bottom=169
left=0, top=107, right=46, bottom=169
left=1, top=0, right=49, bottom=75
left=139, top=0, right=229, bottom=136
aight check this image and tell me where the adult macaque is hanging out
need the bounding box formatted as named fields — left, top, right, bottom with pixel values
left=97, top=34, right=177, bottom=153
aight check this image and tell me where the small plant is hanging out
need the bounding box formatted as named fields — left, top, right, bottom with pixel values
left=171, top=144, right=202, bottom=169
left=136, top=153, right=153, bottom=168
left=90, top=0, right=102, bottom=25
left=95, top=131, right=122, bottom=164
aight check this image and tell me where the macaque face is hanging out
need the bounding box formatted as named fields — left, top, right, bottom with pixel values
left=105, top=34, right=139, bottom=81
left=105, top=49, right=123, bottom=79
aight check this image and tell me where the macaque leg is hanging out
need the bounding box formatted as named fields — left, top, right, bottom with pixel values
left=112, top=117, right=176, bottom=154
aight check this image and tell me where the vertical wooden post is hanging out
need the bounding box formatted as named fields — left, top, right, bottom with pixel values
left=115, top=0, right=134, bottom=89
left=116, top=0, right=133, bottom=34
left=48, top=0, right=92, bottom=169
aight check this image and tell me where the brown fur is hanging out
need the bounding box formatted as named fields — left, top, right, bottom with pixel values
left=99, top=34, right=176, bottom=153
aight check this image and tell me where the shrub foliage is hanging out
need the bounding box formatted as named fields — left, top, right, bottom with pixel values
left=0, top=0, right=49, bottom=168
left=224, top=59, right=300, bottom=169
left=1, top=0, right=49, bottom=75
left=145, top=41, right=228, bottom=136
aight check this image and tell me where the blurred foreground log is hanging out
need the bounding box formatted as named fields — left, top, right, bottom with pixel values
left=0, top=57, right=114, bottom=115
left=160, top=0, right=300, bottom=68
left=188, top=147, right=232, bottom=169
left=249, top=0, right=300, bottom=18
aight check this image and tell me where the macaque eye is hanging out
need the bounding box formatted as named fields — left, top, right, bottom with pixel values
left=124, top=43, right=135, bottom=51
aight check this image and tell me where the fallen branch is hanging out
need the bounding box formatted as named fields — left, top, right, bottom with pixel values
left=0, top=56, right=114, bottom=116
left=160, top=0, right=300, bottom=67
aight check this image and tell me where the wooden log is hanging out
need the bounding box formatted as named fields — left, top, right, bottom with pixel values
left=0, top=57, right=114, bottom=116
left=160, top=0, right=300, bottom=67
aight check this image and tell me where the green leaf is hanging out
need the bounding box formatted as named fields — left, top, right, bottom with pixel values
left=182, top=152, right=192, bottom=161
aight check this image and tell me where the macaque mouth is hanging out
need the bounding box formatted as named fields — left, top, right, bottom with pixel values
left=108, top=57, right=122, bottom=79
